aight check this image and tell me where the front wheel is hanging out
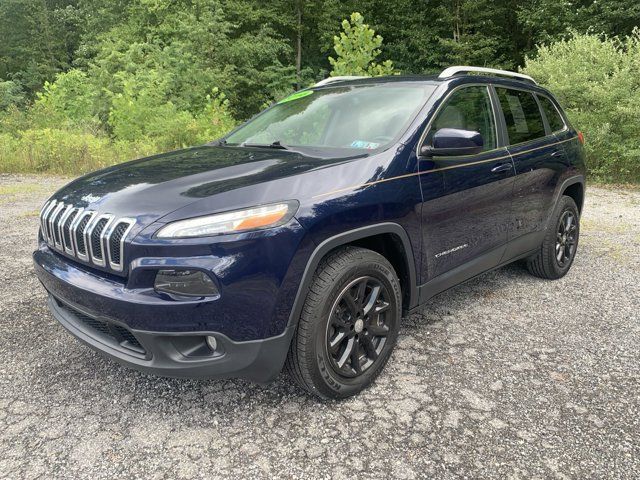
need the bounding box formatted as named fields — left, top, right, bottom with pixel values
left=285, top=246, right=402, bottom=399
left=527, top=195, right=580, bottom=279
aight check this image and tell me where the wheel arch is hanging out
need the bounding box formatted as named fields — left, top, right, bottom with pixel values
left=562, top=181, right=585, bottom=213
left=287, top=223, right=418, bottom=330
left=545, top=175, right=585, bottom=230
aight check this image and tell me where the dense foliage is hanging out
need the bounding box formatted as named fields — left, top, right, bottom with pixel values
left=523, top=30, right=640, bottom=182
left=0, top=0, right=638, bottom=180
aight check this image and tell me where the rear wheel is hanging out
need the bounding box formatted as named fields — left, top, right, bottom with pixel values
left=527, top=195, right=580, bottom=279
left=285, top=246, right=402, bottom=399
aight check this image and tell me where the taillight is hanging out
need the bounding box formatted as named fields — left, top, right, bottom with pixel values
left=577, top=131, right=584, bottom=144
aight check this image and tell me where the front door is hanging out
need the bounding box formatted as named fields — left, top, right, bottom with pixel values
left=419, top=85, right=515, bottom=282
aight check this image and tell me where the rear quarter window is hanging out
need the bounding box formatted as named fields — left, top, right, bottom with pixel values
left=537, top=95, right=566, bottom=132
left=496, top=88, right=546, bottom=144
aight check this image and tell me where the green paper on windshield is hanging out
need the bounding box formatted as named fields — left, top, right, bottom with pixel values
left=278, top=90, right=313, bottom=104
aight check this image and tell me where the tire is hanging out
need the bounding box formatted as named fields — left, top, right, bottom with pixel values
left=285, top=246, right=402, bottom=400
left=527, top=195, right=580, bottom=280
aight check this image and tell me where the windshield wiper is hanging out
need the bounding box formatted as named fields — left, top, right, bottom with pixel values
left=207, top=138, right=227, bottom=146
left=240, top=140, right=289, bottom=150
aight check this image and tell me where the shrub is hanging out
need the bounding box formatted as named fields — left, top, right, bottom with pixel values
left=522, top=30, right=640, bottom=182
left=0, top=128, right=157, bottom=175
left=35, top=70, right=98, bottom=127
left=0, top=72, right=236, bottom=175
left=108, top=73, right=236, bottom=151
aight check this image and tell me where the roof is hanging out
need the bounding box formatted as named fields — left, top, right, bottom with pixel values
left=313, top=66, right=537, bottom=89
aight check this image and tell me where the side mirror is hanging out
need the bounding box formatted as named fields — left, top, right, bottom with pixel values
left=420, top=128, right=484, bottom=157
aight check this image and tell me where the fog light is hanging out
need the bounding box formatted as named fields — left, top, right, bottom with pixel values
left=206, top=336, right=217, bottom=352
left=154, top=269, right=219, bottom=297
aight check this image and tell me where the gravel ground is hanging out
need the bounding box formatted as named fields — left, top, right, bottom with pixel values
left=1, top=174, right=639, bottom=479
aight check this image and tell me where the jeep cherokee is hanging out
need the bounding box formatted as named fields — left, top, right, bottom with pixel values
left=34, top=66, right=586, bottom=399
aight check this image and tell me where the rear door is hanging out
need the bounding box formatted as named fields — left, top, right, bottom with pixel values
left=494, top=87, right=564, bottom=251
left=419, top=85, right=515, bottom=280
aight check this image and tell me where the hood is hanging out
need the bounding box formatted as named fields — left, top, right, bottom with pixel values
left=52, top=145, right=357, bottom=224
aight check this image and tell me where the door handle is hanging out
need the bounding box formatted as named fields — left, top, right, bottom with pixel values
left=491, top=163, right=513, bottom=174
left=550, top=149, right=563, bottom=157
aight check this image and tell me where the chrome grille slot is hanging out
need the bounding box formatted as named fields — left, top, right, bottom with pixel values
left=40, top=200, right=54, bottom=240
left=106, top=219, right=135, bottom=271
left=87, top=215, right=113, bottom=267
left=39, top=202, right=135, bottom=273
left=74, top=212, right=94, bottom=259
left=62, top=208, right=79, bottom=254
left=91, top=220, right=108, bottom=258
left=47, top=202, right=64, bottom=244
left=56, top=205, right=73, bottom=251
left=50, top=204, right=66, bottom=248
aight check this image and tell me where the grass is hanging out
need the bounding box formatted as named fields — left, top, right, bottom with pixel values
left=0, top=183, right=47, bottom=206
left=19, top=209, right=41, bottom=217
left=0, top=183, right=45, bottom=195
left=0, top=129, right=159, bottom=176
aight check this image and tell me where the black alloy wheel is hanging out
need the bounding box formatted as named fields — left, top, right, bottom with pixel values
left=556, top=210, right=578, bottom=267
left=526, top=195, right=580, bottom=280
left=325, top=276, right=392, bottom=378
left=285, top=246, right=402, bottom=399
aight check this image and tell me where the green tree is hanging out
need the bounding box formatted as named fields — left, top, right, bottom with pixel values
left=1, top=0, right=640, bottom=181
left=0, top=0, right=87, bottom=97
left=328, top=12, right=396, bottom=76
left=0, top=81, right=25, bottom=111
left=576, top=0, right=640, bottom=37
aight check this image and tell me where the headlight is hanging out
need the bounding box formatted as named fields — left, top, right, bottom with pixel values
left=156, top=201, right=298, bottom=238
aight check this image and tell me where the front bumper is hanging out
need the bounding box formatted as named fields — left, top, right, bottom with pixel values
left=33, top=215, right=311, bottom=340
left=46, top=294, right=294, bottom=382
left=32, top=233, right=307, bottom=382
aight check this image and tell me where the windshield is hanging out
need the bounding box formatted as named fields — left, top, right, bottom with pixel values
left=225, top=83, right=436, bottom=151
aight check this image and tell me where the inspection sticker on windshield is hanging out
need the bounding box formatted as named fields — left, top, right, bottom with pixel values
left=278, top=90, right=314, bottom=104
left=350, top=140, right=380, bottom=149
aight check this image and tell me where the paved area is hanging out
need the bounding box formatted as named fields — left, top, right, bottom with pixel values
left=1, top=174, right=638, bottom=479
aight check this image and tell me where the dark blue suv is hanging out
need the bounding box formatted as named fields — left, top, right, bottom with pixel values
left=34, top=67, right=586, bottom=399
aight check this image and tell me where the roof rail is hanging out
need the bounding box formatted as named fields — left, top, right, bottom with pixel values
left=314, top=76, right=368, bottom=87
left=438, top=66, right=536, bottom=85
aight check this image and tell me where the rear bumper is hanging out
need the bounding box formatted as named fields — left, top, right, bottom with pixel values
left=46, top=294, right=293, bottom=382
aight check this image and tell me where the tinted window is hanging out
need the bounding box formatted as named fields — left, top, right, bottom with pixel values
left=538, top=95, right=566, bottom=132
left=226, top=84, right=436, bottom=151
left=430, top=86, right=496, bottom=151
left=496, top=88, right=546, bottom=144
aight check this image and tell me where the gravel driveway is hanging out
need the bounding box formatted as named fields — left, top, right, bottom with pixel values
left=1, top=174, right=638, bottom=479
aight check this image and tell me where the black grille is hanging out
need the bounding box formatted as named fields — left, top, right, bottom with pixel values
left=62, top=210, right=78, bottom=248
left=109, top=222, right=129, bottom=265
left=78, top=313, right=112, bottom=336
left=59, top=300, right=146, bottom=355
left=91, top=218, right=109, bottom=260
left=75, top=214, right=91, bottom=255
left=112, top=324, right=143, bottom=349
